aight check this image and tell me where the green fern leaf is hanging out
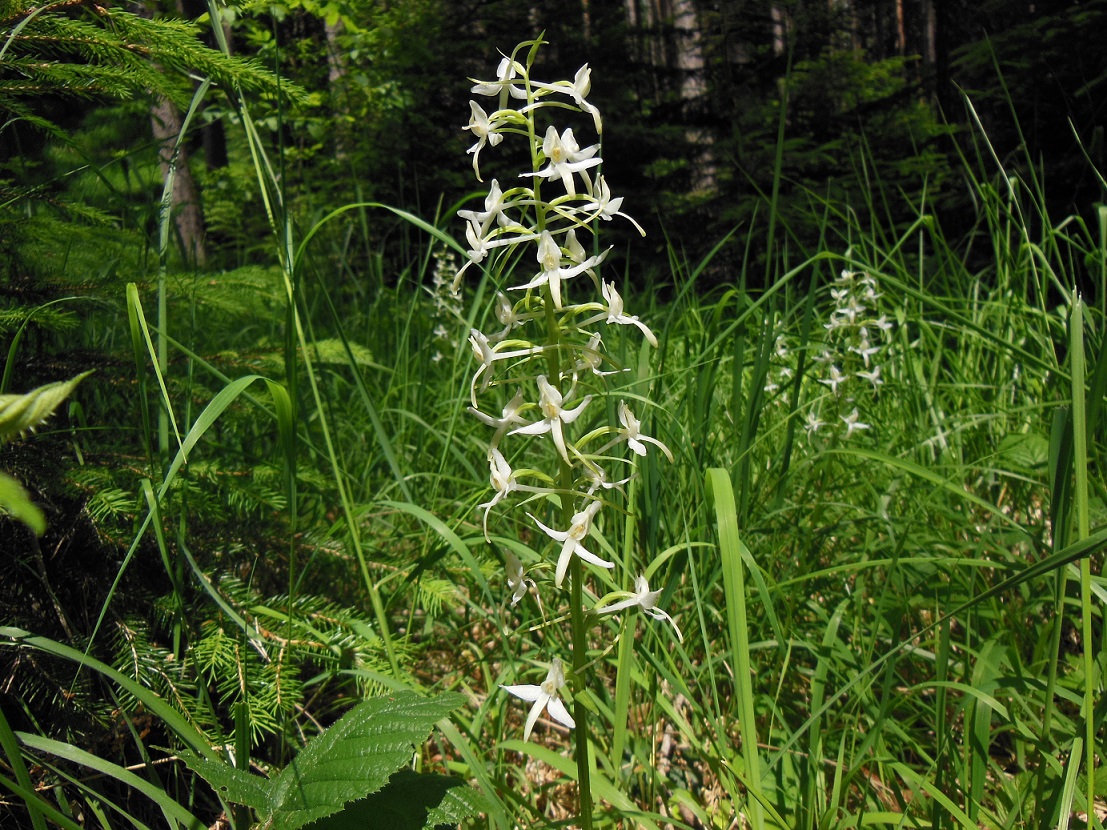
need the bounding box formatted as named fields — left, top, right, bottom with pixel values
left=0, top=371, right=91, bottom=442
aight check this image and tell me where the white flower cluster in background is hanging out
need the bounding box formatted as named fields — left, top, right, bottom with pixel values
left=427, top=247, right=463, bottom=363
left=804, top=268, right=896, bottom=442
left=452, top=40, right=680, bottom=742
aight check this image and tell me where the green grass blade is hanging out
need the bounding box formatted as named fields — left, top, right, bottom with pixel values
left=0, top=627, right=215, bottom=758
left=0, top=774, right=84, bottom=830
left=705, top=467, right=764, bottom=830
left=0, top=705, right=46, bottom=830
left=16, top=733, right=205, bottom=829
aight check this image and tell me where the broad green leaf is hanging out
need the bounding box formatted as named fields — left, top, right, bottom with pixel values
left=268, top=691, right=466, bottom=830
left=0, top=472, right=45, bottom=535
left=0, top=370, right=91, bottom=443
left=179, top=752, right=272, bottom=811
left=998, top=431, right=1050, bottom=470
left=303, top=770, right=487, bottom=830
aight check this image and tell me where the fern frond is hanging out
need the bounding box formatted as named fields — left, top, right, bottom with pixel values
left=1, top=0, right=304, bottom=121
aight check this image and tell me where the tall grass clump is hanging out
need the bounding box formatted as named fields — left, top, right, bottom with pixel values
left=425, top=86, right=1107, bottom=829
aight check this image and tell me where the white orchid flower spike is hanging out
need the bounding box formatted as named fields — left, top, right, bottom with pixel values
left=500, top=658, right=575, bottom=741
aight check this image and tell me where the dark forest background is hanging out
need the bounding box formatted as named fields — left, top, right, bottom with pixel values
left=5, top=0, right=1106, bottom=283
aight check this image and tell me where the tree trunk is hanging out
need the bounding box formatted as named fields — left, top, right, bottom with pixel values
left=324, top=17, right=350, bottom=162
left=150, top=96, right=207, bottom=267
left=624, top=0, right=715, bottom=191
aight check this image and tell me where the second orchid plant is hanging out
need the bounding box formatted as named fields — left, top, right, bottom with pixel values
left=452, top=38, right=680, bottom=827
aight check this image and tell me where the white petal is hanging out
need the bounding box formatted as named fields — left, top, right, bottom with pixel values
left=597, top=596, right=640, bottom=615
left=545, top=696, right=576, bottom=729
left=500, top=683, right=543, bottom=702
left=510, top=420, right=552, bottom=438
left=574, top=543, right=615, bottom=570
left=522, top=696, right=548, bottom=742
left=530, top=513, right=570, bottom=543
left=554, top=539, right=576, bottom=587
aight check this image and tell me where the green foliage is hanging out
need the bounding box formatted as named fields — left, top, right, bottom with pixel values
left=182, top=691, right=484, bottom=830
left=0, top=371, right=90, bottom=443
left=1, top=0, right=1106, bottom=827
left=0, top=471, right=43, bottom=533
left=0, top=371, right=90, bottom=533
left=0, top=0, right=291, bottom=116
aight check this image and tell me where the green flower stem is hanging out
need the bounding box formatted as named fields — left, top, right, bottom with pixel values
left=569, top=554, right=595, bottom=830
left=541, top=282, right=594, bottom=830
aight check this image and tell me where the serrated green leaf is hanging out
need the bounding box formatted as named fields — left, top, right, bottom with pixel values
left=178, top=751, right=272, bottom=810
left=998, top=431, right=1050, bottom=470
left=0, top=371, right=92, bottom=443
left=302, top=770, right=487, bottom=830
left=0, top=472, right=45, bottom=534
left=267, top=691, right=466, bottom=830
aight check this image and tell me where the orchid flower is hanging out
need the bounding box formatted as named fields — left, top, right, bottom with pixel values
left=457, top=179, right=513, bottom=239
left=510, top=231, right=609, bottom=309
left=451, top=221, right=537, bottom=293
left=468, top=390, right=527, bottom=451
left=501, top=658, right=575, bottom=741
left=532, top=64, right=602, bottom=133
left=510, top=375, right=592, bottom=464
left=463, top=101, right=504, bottom=181
left=804, top=411, right=826, bottom=436
left=598, top=281, right=658, bottom=347
left=582, top=176, right=646, bottom=236
left=524, top=126, right=601, bottom=197
left=471, top=56, right=527, bottom=103
left=574, top=332, right=622, bottom=379
left=873, top=314, right=894, bottom=334
left=478, top=449, right=517, bottom=539
left=856, top=365, right=883, bottom=390
left=818, top=364, right=847, bottom=396
left=529, top=499, right=613, bottom=587
left=467, top=330, right=542, bottom=406
left=564, top=65, right=603, bottom=134
left=504, top=551, right=537, bottom=608
left=563, top=228, right=605, bottom=288
left=491, top=292, right=524, bottom=340
left=840, top=296, right=866, bottom=324
left=848, top=338, right=881, bottom=367
left=841, top=407, right=871, bottom=438
left=583, top=462, right=632, bottom=495
left=616, top=401, right=673, bottom=461
left=596, top=574, right=683, bottom=642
